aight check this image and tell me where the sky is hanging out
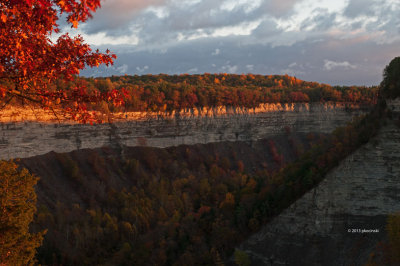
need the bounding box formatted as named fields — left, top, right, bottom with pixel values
left=64, top=0, right=400, bottom=85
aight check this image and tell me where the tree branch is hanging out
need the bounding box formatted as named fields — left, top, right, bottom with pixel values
left=0, top=96, right=14, bottom=110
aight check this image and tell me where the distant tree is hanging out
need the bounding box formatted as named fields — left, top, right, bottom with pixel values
left=381, top=57, right=400, bottom=98
left=0, top=160, right=45, bottom=265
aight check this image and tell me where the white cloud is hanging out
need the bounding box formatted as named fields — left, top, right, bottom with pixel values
left=221, top=0, right=263, bottom=13
left=323, top=60, right=356, bottom=70
left=136, top=65, right=149, bottom=72
left=212, top=48, right=220, bottom=55
left=187, top=67, right=198, bottom=73
left=221, top=64, right=238, bottom=73
left=246, top=64, right=254, bottom=71
left=211, top=20, right=261, bottom=37
left=81, top=32, right=139, bottom=45
left=117, top=64, right=129, bottom=74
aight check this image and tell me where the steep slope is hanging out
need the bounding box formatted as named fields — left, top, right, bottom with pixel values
left=237, top=117, right=400, bottom=265
left=0, top=103, right=369, bottom=160
left=21, top=133, right=327, bottom=265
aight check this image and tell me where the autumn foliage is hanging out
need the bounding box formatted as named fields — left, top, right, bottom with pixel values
left=23, top=135, right=323, bottom=265
left=0, top=0, right=124, bottom=122
left=0, top=160, right=45, bottom=265
left=5, top=73, right=375, bottom=118
left=0, top=104, right=384, bottom=265
left=70, top=74, right=377, bottom=114
left=17, top=100, right=384, bottom=265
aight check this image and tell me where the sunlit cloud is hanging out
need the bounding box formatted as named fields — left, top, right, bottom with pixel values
left=76, top=0, right=400, bottom=85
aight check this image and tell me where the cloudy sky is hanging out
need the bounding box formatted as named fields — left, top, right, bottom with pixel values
left=65, top=0, right=400, bottom=85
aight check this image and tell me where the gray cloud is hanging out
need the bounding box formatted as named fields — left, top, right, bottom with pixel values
left=344, top=0, right=377, bottom=17
left=252, top=18, right=281, bottom=38
left=81, top=0, right=302, bottom=41
left=83, top=34, right=400, bottom=85
left=78, top=0, right=400, bottom=85
left=344, top=0, right=400, bottom=43
left=82, top=0, right=166, bottom=35
left=300, top=9, right=336, bottom=31
left=259, top=0, right=300, bottom=17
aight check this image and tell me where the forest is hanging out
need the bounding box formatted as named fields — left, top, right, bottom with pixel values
left=1, top=0, right=399, bottom=264
left=14, top=99, right=386, bottom=265
left=1, top=73, right=378, bottom=116
left=59, top=74, right=378, bottom=113
left=0, top=69, right=391, bottom=265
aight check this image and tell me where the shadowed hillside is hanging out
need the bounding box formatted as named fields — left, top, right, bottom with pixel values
left=17, top=94, right=384, bottom=265
left=235, top=99, right=400, bottom=265
left=21, top=133, right=327, bottom=265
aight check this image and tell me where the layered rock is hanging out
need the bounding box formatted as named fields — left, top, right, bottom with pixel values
left=0, top=103, right=369, bottom=160
left=237, top=118, right=400, bottom=265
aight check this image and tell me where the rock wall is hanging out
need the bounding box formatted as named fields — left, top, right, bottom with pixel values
left=0, top=103, right=370, bottom=160
left=237, top=117, right=400, bottom=265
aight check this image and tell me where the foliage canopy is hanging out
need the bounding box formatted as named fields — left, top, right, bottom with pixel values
left=381, top=57, right=400, bottom=98
left=0, top=160, right=45, bottom=265
left=0, top=0, right=124, bottom=122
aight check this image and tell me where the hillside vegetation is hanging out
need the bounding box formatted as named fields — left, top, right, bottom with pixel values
left=2, top=74, right=377, bottom=115
left=76, top=74, right=378, bottom=112
left=0, top=72, right=382, bottom=264
left=17, top=97, right=384, bottom=265
left=23, top=133, right=324, bottom=265
left=0, top=0, right=390, bottom=264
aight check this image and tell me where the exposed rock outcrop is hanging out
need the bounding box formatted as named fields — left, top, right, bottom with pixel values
left=237, top=115, right=400, bottom=265
left=0, top=103, right=370, bottom=160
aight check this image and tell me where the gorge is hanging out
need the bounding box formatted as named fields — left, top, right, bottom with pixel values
left=0, top=102, right=370, bottom=160
left=236, top=99, right=400, bottom=265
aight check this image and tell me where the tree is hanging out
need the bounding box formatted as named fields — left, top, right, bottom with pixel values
left=0, top=0, right=124, bottom=122
left=386, top=213, right=400, bottom=264
left=0, top=160, right=45, bottom=265
left=381, top=57, right=400, bottom=99
left=234, top=249, right=251, bottom=266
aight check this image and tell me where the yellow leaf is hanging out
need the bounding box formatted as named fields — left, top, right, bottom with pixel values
left=72, top=20, right=78, bottom=28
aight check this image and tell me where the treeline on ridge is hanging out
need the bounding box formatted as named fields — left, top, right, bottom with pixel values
left=57, top=73, right=378, bottom=112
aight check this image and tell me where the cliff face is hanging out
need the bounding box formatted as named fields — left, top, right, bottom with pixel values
left=237, top=115, right=400, bottom=265
left=0, top=103, right=369, bottom=160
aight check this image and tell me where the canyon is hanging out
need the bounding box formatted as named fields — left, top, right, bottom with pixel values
left=4, top=100, right=393, bottom=266
left=0, top=102, right=369, bottom=160
left=236, top=100, right=400, bottom=265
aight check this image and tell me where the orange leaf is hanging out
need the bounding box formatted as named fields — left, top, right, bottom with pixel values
left=0, top=14, right=6, bottom=23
